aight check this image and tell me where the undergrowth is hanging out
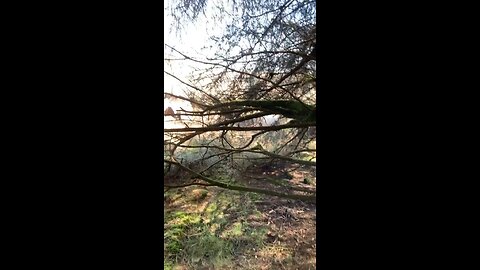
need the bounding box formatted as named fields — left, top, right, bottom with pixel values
left=164, top=187, right=268, bottom=269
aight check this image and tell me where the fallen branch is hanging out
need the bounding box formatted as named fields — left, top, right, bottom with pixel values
left=164, top=182, right=214, bottom=188
left=164, top=122, right=315, bottom=133
left=172, top=143, right=316, bottom=167
left=163, top=159, right=316, bottom=202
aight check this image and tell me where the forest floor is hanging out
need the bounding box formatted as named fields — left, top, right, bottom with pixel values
left=164, top=161, right=317, bottom=269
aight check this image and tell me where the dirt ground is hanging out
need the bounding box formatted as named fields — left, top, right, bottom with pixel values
left=164, top=161, right=317, bottom=269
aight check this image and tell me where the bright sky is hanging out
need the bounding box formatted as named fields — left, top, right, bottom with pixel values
left=164, top=0, right=225, bottom=97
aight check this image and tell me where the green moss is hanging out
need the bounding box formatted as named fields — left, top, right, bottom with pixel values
left=303, top=178, right=313, bottom=185
left=164, top=261, right=173, bottom=270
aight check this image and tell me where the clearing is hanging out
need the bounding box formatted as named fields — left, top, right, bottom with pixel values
left=164, top=161, right=317, bottom=269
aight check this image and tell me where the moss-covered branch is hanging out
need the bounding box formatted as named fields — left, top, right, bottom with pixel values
left=204, top=100, right=316, bottom=123
left=164, top=121, right=315, bottom=133
left=164, top=159, right=316, bottom=202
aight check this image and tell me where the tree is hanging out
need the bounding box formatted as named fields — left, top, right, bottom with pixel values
left=164, top=0, right=316, bottom=202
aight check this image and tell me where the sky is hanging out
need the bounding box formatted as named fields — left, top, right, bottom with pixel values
left=163, top=0, right=225, bottom=97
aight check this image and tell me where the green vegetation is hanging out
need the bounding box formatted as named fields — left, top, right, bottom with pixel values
left=164, top=188, right=269, bottom=269
left=303, top=178, right=313, bottom=185
left=164, top=0, right=317, bottom=266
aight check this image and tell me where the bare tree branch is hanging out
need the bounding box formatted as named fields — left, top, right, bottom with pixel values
left=164, top=122, right=314, bottom=132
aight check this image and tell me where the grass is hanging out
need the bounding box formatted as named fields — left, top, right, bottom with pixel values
left=164, top=260, right=174, bottom=270
left=164, top=187, right=269, bottom=269
left=163, top=149, right=317, bottom=269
